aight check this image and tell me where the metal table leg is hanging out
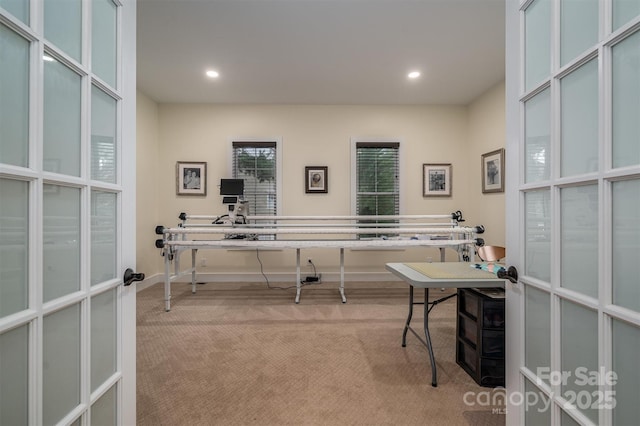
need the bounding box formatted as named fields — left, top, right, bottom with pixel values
left=402, top=285, right=414, bottom=347
left=422, top=288, right=438, bottom=387
left=191, top=249, right=197, bottom=294
left=295, top=248, right=301, bottom=304
left=401, top=286, right=445, bottom=387
left=164, top=254, right=172, bottom=312
left=339, top=248, right=346, bottom=303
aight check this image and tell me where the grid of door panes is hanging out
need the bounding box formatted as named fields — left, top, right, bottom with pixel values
left=521, top=0, right=640, bottom=424
left=0, top=1, right=123, bottom=425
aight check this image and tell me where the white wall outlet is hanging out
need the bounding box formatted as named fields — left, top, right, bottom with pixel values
left=200, top=258, right=207, bottom=267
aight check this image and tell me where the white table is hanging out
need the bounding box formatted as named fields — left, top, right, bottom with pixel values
left=385, top=262, right=506, bottom=387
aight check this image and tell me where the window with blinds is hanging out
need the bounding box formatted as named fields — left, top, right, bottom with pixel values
left=232, top=141, right=277, bottom=238
left=355, top=142, right=400, bottom=238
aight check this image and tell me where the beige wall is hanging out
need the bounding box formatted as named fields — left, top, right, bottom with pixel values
left=136, top=82, right=506, bottom=280
left=135, top=90, right=163, bottom=276
left=467, top=82, right=506, bottom=247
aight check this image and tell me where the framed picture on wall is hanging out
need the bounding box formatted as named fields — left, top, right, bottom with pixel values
left=305, top=166, right=328, bottom=193
left=176, top=161, right=207, bottom=196
left=423, top=163, right=452, bottom=197
left=481, top=149, right=505, bottom=193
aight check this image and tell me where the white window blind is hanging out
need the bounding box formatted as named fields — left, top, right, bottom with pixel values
left=232, top=141, right=277, bottom=228
left=355, top=142, right=400, bottom=237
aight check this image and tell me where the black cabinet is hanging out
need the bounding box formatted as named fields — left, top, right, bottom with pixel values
left=456, top=287, right=505, bottom=387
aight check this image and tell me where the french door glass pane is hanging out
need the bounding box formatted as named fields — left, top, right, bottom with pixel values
left=525, top=0, right=551, bottom=91
left=44, top=0, right=82, bottom=62
left=91, top=86, right=117, bottom=183
left=525, top=286, right=550, bottom=378
left=44, top=59, right=81, bottom=177
left=43, top=185, right=81, bottom=302
left=92, top=0, right=117, bottom=87
left=525, top=190, right=551, bottom=282
left=524, top=378, right=551, bottom=425
left=612, top=319, right=640, bottom=424
left=91, top=289, right=116, bottom=391
left=0, top=325, right=28, bottom=426
left=560, top=411, right=581, bottom=426
left=561, top=185, right=598, bottom=298
left=560, top=0, right=598, bottom=66
left=525, top=88, right=551, bottom=183
left=612, top=179, right=640, bottom=311
left=561, top=300, right=598, bottom=423
left=0, top=24, right=29, bottom=168
left=612, top=30, right=640, bottom=169
left=613, top=0, right=640, bottom=30
left=0, top=178, right=28, bottom=317
left=43, top=304, right=81, bottom=425
left=561, top=60, right=599, bottom=177
left=0, top=0, right=29, bottom=23
left=91, top=386, right=117, bottom=425
left=91, top=191, right=116, bottom=285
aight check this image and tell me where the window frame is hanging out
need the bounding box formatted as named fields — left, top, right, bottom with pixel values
left=229, top=137, right=282, bottom=218
left=350, top=138, right=402, bottom=237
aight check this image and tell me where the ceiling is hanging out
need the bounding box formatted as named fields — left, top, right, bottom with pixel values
left=136, top=0, right=506, bottom=106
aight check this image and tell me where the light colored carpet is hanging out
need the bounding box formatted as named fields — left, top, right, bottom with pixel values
left=137, top=282, right=506, bottom=426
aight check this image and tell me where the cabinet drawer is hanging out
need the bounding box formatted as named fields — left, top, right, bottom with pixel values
left=483, top=306, right=505, bottom=329
left=481, top=330, right=505, bottom=358
left=457, top=341, right=477, bottom=373
left=479, top=358, right=505, bottom=387
left=458, top=315, right=478, bottom=346
left=459, top=289, right=478, bottom=319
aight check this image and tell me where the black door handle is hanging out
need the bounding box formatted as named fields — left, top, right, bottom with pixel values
left=123, top=268, right=145, bottom=286
left=497, top=266, right=518, bottom=284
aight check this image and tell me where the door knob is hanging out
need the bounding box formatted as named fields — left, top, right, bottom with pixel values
left=123, top=268, right=145, bottom=286
left=497, top=266, right=518, bottom=284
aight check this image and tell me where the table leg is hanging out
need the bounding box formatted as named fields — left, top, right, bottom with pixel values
left=339, top=248, right=346, bottom=303
left=423, top=288, right=438, bottom=387
left=401, top=286, right=439, bottom=387
left=402, top=285, right=414, bottom=347
left=164, top=253, right=171, bottom=312
left=191, top=249, right=197, bottom=294
left=295, top=248, right=301, bottom=304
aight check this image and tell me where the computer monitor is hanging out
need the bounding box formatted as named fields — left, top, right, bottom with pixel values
left=220, top=179, right=244, bottom=196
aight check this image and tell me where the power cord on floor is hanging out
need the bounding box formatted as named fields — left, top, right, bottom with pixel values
left=255, top=249, right=322, bottom=290
left=301, top=259, right=322, bottom=285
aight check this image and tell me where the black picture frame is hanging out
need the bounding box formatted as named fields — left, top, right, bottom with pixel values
left=305, top=166, right=328, bottom=194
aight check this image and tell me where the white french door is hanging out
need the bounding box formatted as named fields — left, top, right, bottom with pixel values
left=0, top=1, right=137, bottom=425
left=506, top=0, right=640, bottom=425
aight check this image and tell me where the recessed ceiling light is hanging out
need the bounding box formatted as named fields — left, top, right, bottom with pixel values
left=205, top=70, right=219, bottom=78
left=408, top=71, right=421, bottom=79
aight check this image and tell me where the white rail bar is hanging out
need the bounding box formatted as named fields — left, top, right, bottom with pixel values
left=165, top=239, right=476, bottom=249
left=180, top=222, right=458, bottom=228
left=162, top=226, right=480, bottom=235
left=184, top=214, right=458, bottom=221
